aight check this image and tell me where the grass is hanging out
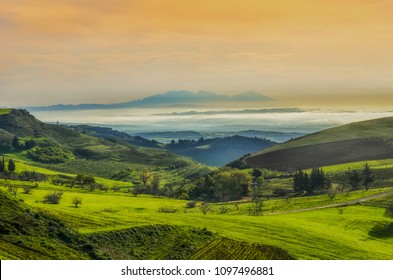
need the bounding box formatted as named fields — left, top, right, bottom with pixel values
left=2, top=176, right=392, bottom=259
left=0, top=108, right=11, bottom=115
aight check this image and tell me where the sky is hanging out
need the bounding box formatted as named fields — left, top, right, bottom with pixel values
left=1, top=0, right=393, bottom=107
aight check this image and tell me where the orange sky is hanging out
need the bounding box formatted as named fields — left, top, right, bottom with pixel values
left=1, top=0, right=392, bottom=107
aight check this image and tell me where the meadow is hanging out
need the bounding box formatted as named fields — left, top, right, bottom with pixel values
left=1, top=158, right=393, bottom=259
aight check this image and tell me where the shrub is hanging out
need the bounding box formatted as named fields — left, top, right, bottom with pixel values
left=273, top=188, right=292, bottom=197
left=72, top=197, right=82, bottom=208
left=186, top=201, right=197, bottom=208
left=200, top=202, right=211, bottom=215
left=157, top=206, right=178, bottom=213
left=218, top=205, right=230, bottom=214
left=44, top=191, right=63, bottom=204
left=22, top=186, right=32, bottom=194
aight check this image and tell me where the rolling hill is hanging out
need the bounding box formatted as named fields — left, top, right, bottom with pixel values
left=0, top=109, right=210, bottom=181
left=245, top=116, right=393, bottom=171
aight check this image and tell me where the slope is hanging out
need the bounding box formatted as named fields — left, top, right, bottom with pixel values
left=166, top=136, right=277, bottom=166
left=0, top=109, right=210, bottom=181
left=246, top=116, right=393, bottom=171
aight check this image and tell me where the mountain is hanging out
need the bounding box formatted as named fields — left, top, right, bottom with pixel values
left=0, top=109, right=210, bottom=180
left=245, top=116, right=393, bottom=171
left=165, top=135, right=277, bottom=166
left=26, top=90, right=275, bottom=111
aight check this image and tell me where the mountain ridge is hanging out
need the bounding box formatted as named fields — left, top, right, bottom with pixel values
left=25, top=90, right=275, bottom=111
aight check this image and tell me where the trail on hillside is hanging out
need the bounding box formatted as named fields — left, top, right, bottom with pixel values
left=269, top=189, right=393, bottom=215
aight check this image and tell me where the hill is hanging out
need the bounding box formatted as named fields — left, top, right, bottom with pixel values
left=66, top=125, right=278, bottom=166
left=245, top=116, right=393, bottom=171
left=68, top=125, right=161, bottom=148
left=165, top=136, right=277, bottom=166
left=26, top=90, right=274, bottom=111
left=0, top=109, right=210, bottom=181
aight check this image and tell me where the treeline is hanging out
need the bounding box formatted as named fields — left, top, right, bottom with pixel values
left=292, top=163, right=374, bottom=195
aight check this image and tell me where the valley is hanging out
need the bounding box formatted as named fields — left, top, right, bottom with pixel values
left=1, top=109, right=393, bottom=260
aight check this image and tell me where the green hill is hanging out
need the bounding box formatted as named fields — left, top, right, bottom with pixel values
left=0, top=190, right=90, bottom=259
left=0, top=109, right=210, bottom=181
left=165, top=136, right=277, bottom=166
left=245, top=116, right=393, bottom=171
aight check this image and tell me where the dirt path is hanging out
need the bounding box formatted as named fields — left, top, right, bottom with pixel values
left=268, top=189, right=393, bottom=215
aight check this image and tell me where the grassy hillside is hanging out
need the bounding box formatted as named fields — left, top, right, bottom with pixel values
left=2, top=170, right=392, bottom=260
left=0, top=109, right=210, bottom=182
left=246, top=116, right=393, bottom=170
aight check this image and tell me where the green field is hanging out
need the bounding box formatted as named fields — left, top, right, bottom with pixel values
left=1, top=167, right=393, bottom=259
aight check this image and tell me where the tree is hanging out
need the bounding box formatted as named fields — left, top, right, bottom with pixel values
left=213, top=169, right=251, bottom=201
left=44, top=191, right=63, bottom=204
left=309, top=168, right=326, bottom=193
left=200, top=202, right=211, bottom=215
left=347, top=170, right=362, bottom=191
left=293, top=170, right=305, bottom=194
left=12, top=136, right=20, bottom=149
left=139, top=169, right=151, bottom=188
left=151, top=173, right=160, bottom=196
left=362, top=163, right=374, bottom=190
left=72, top=197, right=82, bottom=208
left=252, top=168, right=263, bottom=179
left=82, top=174, right=95, bottom=185
left=0, top=156, right=5, bottom=173
left=8, top=159, right=16, bottom=172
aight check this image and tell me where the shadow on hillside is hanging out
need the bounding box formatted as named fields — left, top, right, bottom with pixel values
left=369, top=222, right=393, bottom=239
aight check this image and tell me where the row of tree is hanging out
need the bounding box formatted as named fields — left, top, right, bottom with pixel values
left=292, top=163, right=374, bottom=195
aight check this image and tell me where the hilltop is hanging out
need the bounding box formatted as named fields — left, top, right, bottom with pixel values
left=245, top=116, right=393, bottom=170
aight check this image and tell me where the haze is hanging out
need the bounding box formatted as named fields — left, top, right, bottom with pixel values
left=1, top=0, right=393, bottom=107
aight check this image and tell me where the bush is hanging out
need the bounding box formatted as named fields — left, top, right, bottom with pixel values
left=72, top=197, right=82, bottom=208
left=44, top=191, right=63, bottom=204
left=272, top=188, right=292, bottom=197
left=157, top=206, right=178, bottom=213
left=22, top=186, right=32, bottom=194
left=218, top=205, right=230, bottom=214
left=186, top=201, right=197, bottom=208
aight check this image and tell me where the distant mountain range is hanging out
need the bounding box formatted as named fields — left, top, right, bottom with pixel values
left=26, top=90, right=275, bottom=111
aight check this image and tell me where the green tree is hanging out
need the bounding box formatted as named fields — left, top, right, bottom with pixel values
left=8, top=159, right=16, bottom=172
left=309, top=168, right=326, bottom=193
left=0, top=156, right=5, bottom=173
left=252, top=168, right=263, bottom=179
left=12, top=136, right=20, bottom=149
left=151, top=173, right=160, bottom=196
left=83, top=174, right=95, bottom=185
left=213, top=169, right=251, bottom=201
left=293, top=170, right=305, bottom=194
left=347, top=170, right=362, bottom=191
left=362, top=163, right=374, bottom=190
left=139, top=169, right=151, bottom=188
